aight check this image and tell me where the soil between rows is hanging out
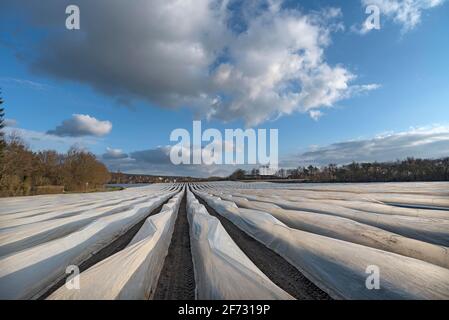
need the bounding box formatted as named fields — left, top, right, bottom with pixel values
left=195, top=193, right=331, bottom=300
left=38, top=198, right=171, bottom=300
left=38, top=188, right=329, bottom=300
left=153, top=192, right=196, bottom=300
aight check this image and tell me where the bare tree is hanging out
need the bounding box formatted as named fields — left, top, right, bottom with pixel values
left=0, top=90, right=5, bottom=164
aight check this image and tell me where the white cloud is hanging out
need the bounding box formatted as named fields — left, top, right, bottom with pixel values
left=3, top=126, right=99, bottom=152
left=359, top=0, right=446, bottom=33
left=283, top=125, right=449, bottom=166
left=207, top=7, right=378, bottom=125
left=47, top=114, right=112, bottom=137
left=100, top=145, right=236, bottom=177
left=4, top=0, right=378, bottom=126
left=309, top=110, right=324, bottom=121
left=4, top=118, right=17, bottom=127
left=129, top=146, right=173, bottom=165
left=102, top=147, right=128, bottom=160
left=101, top=140, right=252, bottom=177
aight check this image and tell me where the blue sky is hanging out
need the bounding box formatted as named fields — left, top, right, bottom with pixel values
left=1, top=0, right=448, bottom=177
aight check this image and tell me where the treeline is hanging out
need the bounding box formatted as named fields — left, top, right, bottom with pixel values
left=0, top=136, right=111, bottom=197
left=0, top=94, right=5, bottom=164
left=0, top=93, right=111, bottom=197
left=109, top=172, right=197, bottom=184
left=286, top=158, right=449, bottom=182
left=230, top=157, right=449, bottom=182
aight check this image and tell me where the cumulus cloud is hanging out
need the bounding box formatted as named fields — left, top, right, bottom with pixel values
left=103, top=125, right=449, bottom=176
left=4, top=118, right=18, bottom=127
left=130, top=147, right=172, bottom=165
left=359, top=0, right=446, bottom=33
left=101, top=145, right=244, bottom=177
left=3, top=0, right=378, bottom=126
left=309, top=110, right=324, bottom=121
left=47, top=114, right=112, bottom=137
left=102, top=147, right=128, bottom=160
left=101, top=140, right=254, bottom=177
left=3, top=126, right=99, bottom=152
left=286, top=125, right=449, bottom=166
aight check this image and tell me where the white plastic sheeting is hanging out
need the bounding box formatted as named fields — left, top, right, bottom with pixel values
left=196, top=181, right=449, bottom=209
left=0, top=184, right=175, bottom=216
left=48, top=190, right=184, bottom=300
left=195, top=191, right=449, bottom=300
left=186, top=190, right=293, bottom=300
left=0, top=191, right=176, bottom=299
left=0, top=194, right=153, bottom=229
left=237, top=191, right=449, bottom=220
left=198, top=181, right=449, bottom=197
left=0, top=193, right=169, bottom=257
left=216, top=194, right=449, bottom=269
left=245, top=191, right=449, bottom=220
left=292, top=198, right=449, bottom=220
left=220, top=192, right=449, bottom=246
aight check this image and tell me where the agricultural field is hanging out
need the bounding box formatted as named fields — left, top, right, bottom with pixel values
left=0, top=182, right=449, bottom=300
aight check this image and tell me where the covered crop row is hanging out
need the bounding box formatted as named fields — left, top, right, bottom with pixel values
left=49, top=190, right=184, bottom=299
left=2, top=181, right=448, bottom=300
left=0, top=184, right=182, bottom=299
left=186, top=189, right=293, bottom=300
left=0, top=192, right=172, bottom=257
left=191, top=183, right=449, bottom=300
left=215, top=194, right=449, bottom=269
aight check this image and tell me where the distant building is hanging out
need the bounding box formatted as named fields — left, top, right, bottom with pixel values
left=276, top=168, right=288, bottom=178
left=259, top=165, right=277, bottom=176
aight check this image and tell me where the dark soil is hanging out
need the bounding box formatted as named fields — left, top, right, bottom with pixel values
left=153, top=193, right=195, bottom=300
left=196, top=195, right=331, bottom=300
left=38, top=199, right=170, bottom=300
